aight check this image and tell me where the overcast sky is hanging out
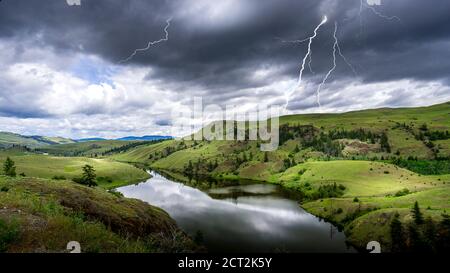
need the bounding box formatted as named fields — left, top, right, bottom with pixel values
left=0, top=0, right=449, bottom=138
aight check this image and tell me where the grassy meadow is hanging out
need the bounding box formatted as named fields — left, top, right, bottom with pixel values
left=0, top=151, right=149, bottom=189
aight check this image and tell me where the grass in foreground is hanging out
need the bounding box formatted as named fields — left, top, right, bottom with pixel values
left=0, top=175, right=199, bottom=253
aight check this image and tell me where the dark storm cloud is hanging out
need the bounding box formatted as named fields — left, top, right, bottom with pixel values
left=1, top=0, right=450, bottom=100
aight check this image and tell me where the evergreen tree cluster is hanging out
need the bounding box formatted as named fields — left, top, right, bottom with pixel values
left=390, top=157, right=450, bottom=175
left=390, top=201, right=450, bottom=252
left=279, top=125, right=391, bottom=157
left=102, top=140, right=161, bottom=155
left=302, top=134, right=344, bottom=157
left=183, top=158, right=219, bottom=178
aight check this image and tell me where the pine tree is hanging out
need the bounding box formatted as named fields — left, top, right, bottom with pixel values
left=436, top=214, right=450, bottom=252
left=380, top=132, right=391, bottom=153
left=3, top=157, right=16, bottom=177
left=407, top=223, right=427, bottom=252
left=390, top=213, right=405, bottom=252
left=423, top=217, right=436, bottom=252
left=411, top=201, right=424, bottom=225
left=81, top=164, right=97, bottom=187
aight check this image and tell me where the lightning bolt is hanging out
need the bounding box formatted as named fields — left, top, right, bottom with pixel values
left=308, top=50, right=315, bottom=74
left=282, top=1, right=399, bottom=111
left=316, top=21, right=358, bottom=108
left=316, top=22, right=338, bottom=108
left=358, top=0, right=364, bottom=39
left=360, top=0, right=401, bottom=22
left=119, top=18, right=172, bottom=64
left=284, top=16, right=328, bottom=110
left=336, top=36, right=358, bottom=77
left=276, top=36, right=314, bottom=73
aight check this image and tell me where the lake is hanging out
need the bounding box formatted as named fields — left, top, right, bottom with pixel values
left=117, top=171, right=355, bottom=253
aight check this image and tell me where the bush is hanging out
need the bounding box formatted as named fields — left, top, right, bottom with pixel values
left=395, top=188, right=410, bottom=197
left=0, top=219, right=19, bottom=252
left=52, top=175, right=66, bottom=180
left=336, top=208, right=343, bottom=214
left=72, top=177, right=84, bottom=184
left=353, top=197, right=359, bottom=203
left=97, top=176, right=113, bottom=184
left=108, top=189, right=124, bottom=198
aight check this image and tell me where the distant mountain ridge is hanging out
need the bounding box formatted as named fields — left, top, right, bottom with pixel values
left=0, top=132, right=173, bottom=148
left=115, top=135, right=173, bottom=141
left=77, top=135, right=173, bottom=142
left=76, top=138, right=107, bottom=142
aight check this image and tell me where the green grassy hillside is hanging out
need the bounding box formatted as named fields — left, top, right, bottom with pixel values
left=111, top=140, right=182, bottom=163
left=109, top=102, right=450, bottom=251
left=280, top=101, right=450, bottom=130
left=0, top=152, right=150, bottom=189
left=35, top=140, right=137, bottom=157
left=2, top=102, right=448, bottom=252
left=0, top=132, right=75, bottom=148
left=273, top=161, right=443, bottom=196
left=0, top=176, right=197, bottom=253
left=117, top=102, right=450, bottom=168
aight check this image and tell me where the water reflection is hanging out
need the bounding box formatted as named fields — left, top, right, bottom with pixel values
left=118, top=172, right=354, bottom=253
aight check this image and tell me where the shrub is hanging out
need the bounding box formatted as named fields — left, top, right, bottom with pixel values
left=52, top=175, right=66, bottom=180
left=108, top=189, right=124, bottom=198
left=394, top=188, right=410, bottom=197
left=353, top=197, right=359, bottom=203
left=97, top=176, right=113, bottom=184
left=0, top=219, right=19, bottom=252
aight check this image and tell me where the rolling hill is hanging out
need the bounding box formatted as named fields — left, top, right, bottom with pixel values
left=0, top=132, right=75, bottom=148
left=109, top=101, right=450, bottom=251
left=1, top=102, right=449, bottom=252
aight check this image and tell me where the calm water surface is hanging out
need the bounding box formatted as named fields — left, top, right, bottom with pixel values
left=117, top=172, right=354, bottom=253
